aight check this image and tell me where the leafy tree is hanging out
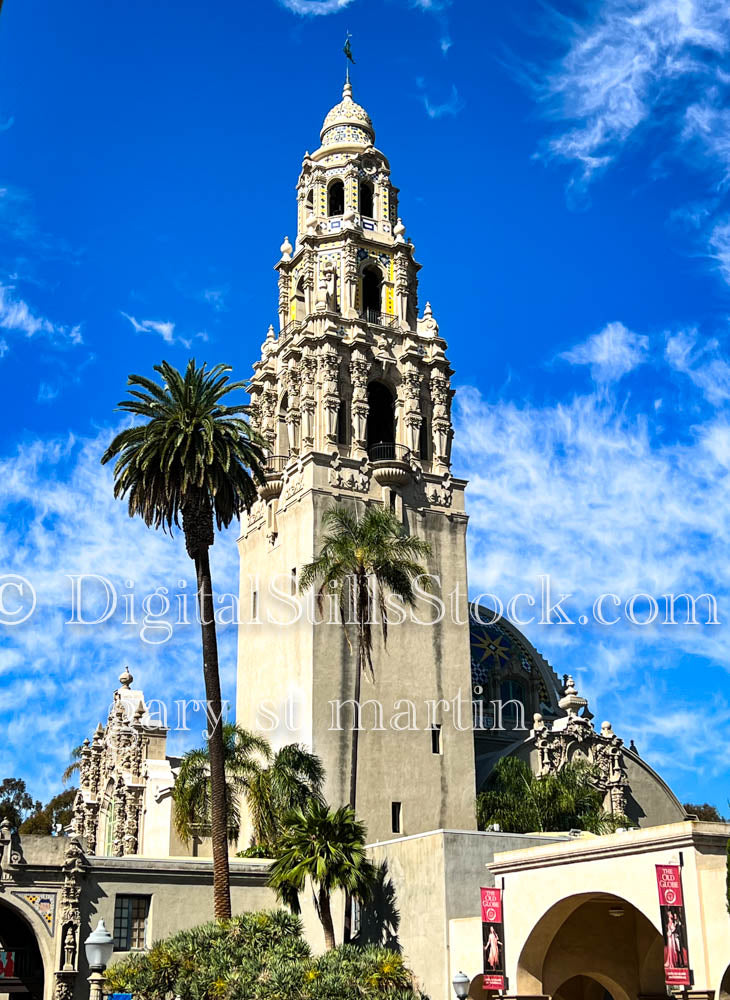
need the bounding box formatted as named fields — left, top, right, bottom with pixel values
left=104, top=909, right=422, bottom=1000
left=102, top=359, right=264, bottom=919
left=268, top=800, right=377, bottom=951
left=173, top=724, right=324, bottom=853
left=683, top=802, right=727, bottom=822
left=20, top=789, right=77, bottom=835
left=477, top=756, right=628, bottom=835
left=0, top=778, right=41, bottom=829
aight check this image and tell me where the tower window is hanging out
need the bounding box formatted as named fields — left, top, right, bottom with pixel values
left=431, top=724, right=442, bottom=755
left=360, top=180, right=374, bottom=218
left=306, top=188, right=314, bottom=212
left=328, top=180, right=345, bottom=217
left=291, top=567, right=297, bottom=596
left=391, top=801, right=402, bottom=834
left=366, top=381, right=395, bottom=453
left=337, top=399, right=349, bottom=444
left=361, top=265, right=382, bottom=323
left=419, top=419, right=429, bottom=460
left=499, top=678, right=527, bottom=729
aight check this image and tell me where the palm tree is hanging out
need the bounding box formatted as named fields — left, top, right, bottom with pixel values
left=101, top=359, right=265, bottom=919
left=299, top=505, right=431, bottom=942
left=173, top=723, right=325, bottom=852
left=62, top=744, right=84, bottom=784
left=477, top=756, right=627, bottom=834
left=268, top=800, right=377, bottom=950
left=299, top=506, right=431, bottom=815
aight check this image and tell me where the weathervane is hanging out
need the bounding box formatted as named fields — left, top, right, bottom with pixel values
left=343, top=31, right=355, bottom=81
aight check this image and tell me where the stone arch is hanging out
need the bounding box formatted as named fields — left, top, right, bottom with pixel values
left=516, top=892, right=664, bottom=1000
left=553, top=973, right=628, bottom=1000
left=0, top=896, right=51, bottom=1000
left=277, top=392, right=289, bottom=455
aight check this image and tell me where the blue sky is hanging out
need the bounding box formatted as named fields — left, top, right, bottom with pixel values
left=1, top=0, right=730, bottom=813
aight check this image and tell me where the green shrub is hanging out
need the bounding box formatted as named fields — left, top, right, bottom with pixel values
left=104, top=909, right=423, bottom=1000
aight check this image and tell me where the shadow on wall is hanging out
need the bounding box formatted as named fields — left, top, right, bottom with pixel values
left=357, top=861, right=401, bottom=951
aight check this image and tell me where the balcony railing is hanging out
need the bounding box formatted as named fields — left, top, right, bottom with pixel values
left=368, top=442, right=410, bottom=463
left=280, top=319, right=303, bottom=339
left=264, top=455, right=288, bottom=474
left=359, top=308, right=399, bottom=328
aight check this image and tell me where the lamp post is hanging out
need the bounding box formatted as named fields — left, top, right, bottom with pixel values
left=84, top=919, right=114, bottom=1000
left=452, top=970, right=471, bottom=998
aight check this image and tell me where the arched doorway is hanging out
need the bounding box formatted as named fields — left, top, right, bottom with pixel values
left=366, top=381, right=395, bottom=456
left=328, top=180, right=344, bottom=217
left=361, top=266, right=382, bottom=323
left=0, top=900, right=45, bottom=1000
left=554, top=975, right=617, bottom=1000
left=517, top=893, right=664, bottom=1000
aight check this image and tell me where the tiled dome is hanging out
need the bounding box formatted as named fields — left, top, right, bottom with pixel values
left=320, top=79, right=375, bottom=147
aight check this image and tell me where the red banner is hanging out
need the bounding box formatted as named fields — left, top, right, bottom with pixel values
left=0, top=952, right=16, bottom=979
left=655, top=865, right=691, bottom=986
left=481, top=887, right=505, bottom=991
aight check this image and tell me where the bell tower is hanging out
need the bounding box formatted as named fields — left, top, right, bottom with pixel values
left=236, top=77, right=476, bottom=843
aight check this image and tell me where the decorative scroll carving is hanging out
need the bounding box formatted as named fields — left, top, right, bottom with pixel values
left=532, top=678, right=629, bottom=814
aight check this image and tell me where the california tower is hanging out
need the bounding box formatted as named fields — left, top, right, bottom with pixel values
left=236, top=78, right=476, bottom=843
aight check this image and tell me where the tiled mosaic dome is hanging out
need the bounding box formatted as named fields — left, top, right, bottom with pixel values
left=320, top=79, right=375, bottom=147
left=469, top=603, right=560, bottom=710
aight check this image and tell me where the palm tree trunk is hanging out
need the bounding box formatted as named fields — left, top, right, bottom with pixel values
left=193, top=544, right=232, bottom=920
left=318, top=886, right=336, bottom=951
left=344, top=583, right=365, bottom=944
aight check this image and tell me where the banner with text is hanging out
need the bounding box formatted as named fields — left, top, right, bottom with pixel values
left=481, top=886, right=505, bottom=991
left=655, top=864, right=691, bottom=986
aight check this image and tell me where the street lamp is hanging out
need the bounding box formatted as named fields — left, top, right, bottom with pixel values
left=85, top=919, right=114, bottom=1000
left=452, top=970, right=471, bottom=998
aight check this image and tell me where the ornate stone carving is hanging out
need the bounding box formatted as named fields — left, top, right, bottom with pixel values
left=533, top=679, right=629, bottom=814
left=426, top=473, right=452, bottom=507
left=328, top=452, right=370, bottom=492
left=319, top=346, right=341, bottom=443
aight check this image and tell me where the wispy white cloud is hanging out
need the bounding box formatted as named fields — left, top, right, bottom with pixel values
left=537, top=0, right=730, bottom=185
left=422, top=84, right=464, bottom=119
left=203, top=288, right=227, bottom=312
left=0, top=283, right=82, bottom=348
left=708, top=216, right=730, bottom=284
left=278, top=0, right=355, bottom=14
left=665, top=327, right=730, bottom=404
left=121, top=311, right=175, bottom=344
left=454, top=324, right=730, bottom=801
left=560, top=321, right=649, bottom=383
left=0, top=428, right=241, bottom=800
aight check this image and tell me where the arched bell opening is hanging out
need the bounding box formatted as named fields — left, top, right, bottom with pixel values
left=367, top=381, right=396, bottom=459
left=293, top=278, right=306, bottom=322
left=361, top=265, right=382, bottom=324
left=0, top=899, right=46, bottom=1000
left=360, top=180, right=374, bottom=218
left=277, top=393, right=289, bottom=456
left=328, top=179, right=345, bottom=217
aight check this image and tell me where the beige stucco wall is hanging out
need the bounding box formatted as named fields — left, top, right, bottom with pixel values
left=488, top=821, right=730, bottom=1000
left=365, top=828, right=567, bottom=1000
left=236, top=456, right=477, bottom=845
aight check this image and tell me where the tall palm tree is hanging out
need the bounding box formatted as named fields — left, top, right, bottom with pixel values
left=62, top=744, right=84, bottom=785
left=477, top=756, right=627, bottom=834
left=268, top=800, right=377, bottom=950
left=101, top=359, right=265, bottom=919
left=299, top=506, right=432, bottom=815
left=173, top=723, right=325, bottom=851
left=299, top=505, right=431, bottom=942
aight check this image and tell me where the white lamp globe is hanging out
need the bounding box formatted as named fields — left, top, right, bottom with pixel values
left=84, top=919, right=114, bottom=970
left=452, top=970, right=470, bottom=998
